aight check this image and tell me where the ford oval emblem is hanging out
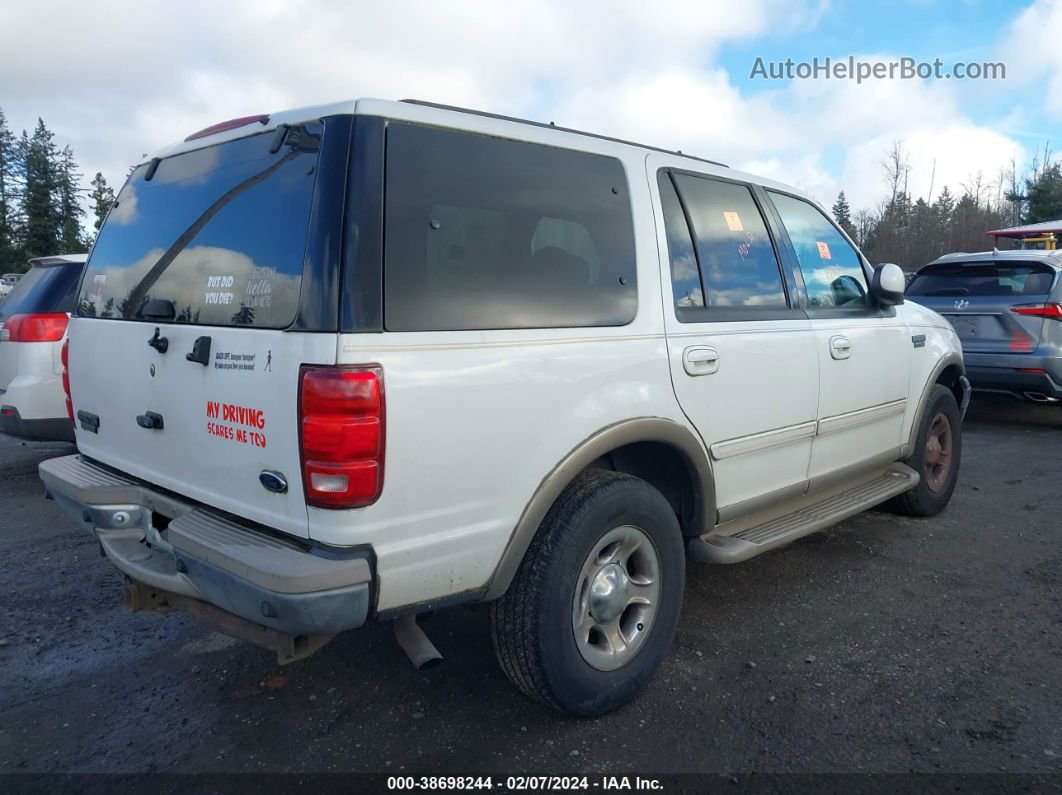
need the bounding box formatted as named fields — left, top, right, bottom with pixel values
left=259, top=471, right=288, bottom=494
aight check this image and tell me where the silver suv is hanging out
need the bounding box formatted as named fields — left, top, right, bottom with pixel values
left=906, top=250, right=1062, bottom=407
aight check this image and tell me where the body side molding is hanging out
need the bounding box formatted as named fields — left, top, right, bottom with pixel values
left=484, top=417, right=715, bottom=600
left=709, top=420, right=817, bottom=461
left=817, top=398, right=906, bottom=436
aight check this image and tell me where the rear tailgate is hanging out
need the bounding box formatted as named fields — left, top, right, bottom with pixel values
left=70, top=320, right=334, bottom=537
left=70, top=121, right=339, bottom=539
left=906, top=261, right=1058, bottom=353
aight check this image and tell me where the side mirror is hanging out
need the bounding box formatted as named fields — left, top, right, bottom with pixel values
left=871, top=263, right=905, bottom=306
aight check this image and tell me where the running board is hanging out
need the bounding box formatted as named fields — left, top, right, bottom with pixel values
left=688, top=463, right=919, bottom=564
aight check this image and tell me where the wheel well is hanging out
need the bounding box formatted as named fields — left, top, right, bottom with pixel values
left=587, top=441, right=701, bottom=536
left=936, top=363, right=965, bottom=406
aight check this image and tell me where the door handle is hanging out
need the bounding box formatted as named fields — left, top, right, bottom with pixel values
left=682, top=346, right=719, bottom=376
left=829, top=335, right=852, bottom=360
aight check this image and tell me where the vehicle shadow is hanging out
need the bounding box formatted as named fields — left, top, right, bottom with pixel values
left=963, top=393, right=1061, bottom=430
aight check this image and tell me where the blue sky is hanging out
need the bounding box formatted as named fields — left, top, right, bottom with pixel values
left=1, top=0, right=1060, bottom=216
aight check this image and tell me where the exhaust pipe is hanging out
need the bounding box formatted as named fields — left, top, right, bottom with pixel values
left=1024, top=391, right=1059, bottom=403
left=393, top=614, right=443, bottom=670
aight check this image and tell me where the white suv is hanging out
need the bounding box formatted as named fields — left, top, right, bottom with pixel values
left=40, top=100, right=969, bottom=716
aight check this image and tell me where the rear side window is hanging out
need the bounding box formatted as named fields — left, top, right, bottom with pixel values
left=768, top=191, right=870, bottom=309
left=78, top=124, right=322, bottom=327
left=670, top=173, right=786, bottom=309
left=383, top=123, right=636, bottom=331
left=0, top=264, right=81, bottom=321
left=907, top=263, right=1056, bottom=297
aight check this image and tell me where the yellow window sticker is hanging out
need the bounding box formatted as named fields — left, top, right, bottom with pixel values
left=816, top=241, right=832, bottom=259
left=723, top=211, right=744, bottom=232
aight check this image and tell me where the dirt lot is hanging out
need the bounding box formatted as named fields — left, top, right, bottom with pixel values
left=0, top=396, right=1059, bottom=786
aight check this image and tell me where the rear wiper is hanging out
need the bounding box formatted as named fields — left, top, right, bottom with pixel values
left=137, top=298, right=176, bottom=321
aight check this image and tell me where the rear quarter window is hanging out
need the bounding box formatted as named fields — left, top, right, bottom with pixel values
left=78, top=124, right=322, bottom=328
left=383, top=123, right=637, bottom=331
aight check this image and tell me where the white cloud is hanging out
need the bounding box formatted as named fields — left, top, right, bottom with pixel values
left=999, top=0, right=1062, bottom=119
left=108, top=183, right=138, bottom=226
left=0, top=0, right=1034, bottom=224
left=842, top=124, right=1023, bottom=211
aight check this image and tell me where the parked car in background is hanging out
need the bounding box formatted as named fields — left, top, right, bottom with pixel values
left=0, top=254, right=87, bottom=441
left=39, top=99, right=968, bottom=716
left=906, top=250, right=1061, bottom=408
left=0, top=273, right=22, bottom=299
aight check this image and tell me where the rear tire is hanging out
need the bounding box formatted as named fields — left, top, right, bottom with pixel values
left=889, top=384, right=962, bottom=516
left=490, top=469, right=684, bottom=717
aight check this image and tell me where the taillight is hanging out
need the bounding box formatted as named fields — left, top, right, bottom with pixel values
left=61, top=339, right=73, bottom=421
left=1012, top=303, right=1062, bottom=320
left=3, top=313, right=69, bottom=342
left=298, top=365, right=384, bottom=509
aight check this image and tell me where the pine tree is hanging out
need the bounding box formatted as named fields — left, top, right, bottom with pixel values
left=20, top=118, right=60, bottom=260
left=88, top=171, right=115, bottom=235
left=932, top=186, right=954, bottom=252
left=0, top=107, right=20, bottom=271
left=56, top=144, right=85, bottom=253
left=831, top=191, right=852, bottom=226
left=1025, top=162, right=1062, bottom=224
left=831, top=191, right=857, bottom=240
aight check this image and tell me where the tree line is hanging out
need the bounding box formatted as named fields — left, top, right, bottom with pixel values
left=0, top=107, right=115, bottom=273
left=831, top=140, right=1062, bottom=272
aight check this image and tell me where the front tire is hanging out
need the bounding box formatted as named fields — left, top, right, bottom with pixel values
left=889, top=384, right=962, bottom=516
left=490, top=469, right=684, bottom=717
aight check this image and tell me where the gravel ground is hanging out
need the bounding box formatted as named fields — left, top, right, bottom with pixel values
left=0, top=395, right=1059, bottom=787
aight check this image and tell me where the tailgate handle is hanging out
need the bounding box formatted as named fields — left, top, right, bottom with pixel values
left=148, top=327, right=169, bottom=354
left=186, top=336, right=212, bottom=366
left=136, top=411, right=164, bottom=430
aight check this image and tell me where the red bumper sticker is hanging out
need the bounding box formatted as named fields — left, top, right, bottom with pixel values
left=206, top=401, right=267, bottom=448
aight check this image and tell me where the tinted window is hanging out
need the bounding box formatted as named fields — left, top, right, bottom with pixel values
left=671, top=174, right=786, bottom=308
left=0, top=263, right=82, bottom=320
left=79, top=124, right=322, bottom=327
left=384, top=123, right=636, bottom=331
left=658, top=173, right=703, bottom=308
left=907, top=263, right=1055, bottom=297
left=768, top=191, right=870, bottom=309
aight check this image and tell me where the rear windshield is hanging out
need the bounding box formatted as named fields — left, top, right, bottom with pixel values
left=0, top=263, right=82, bottom=321
left=907, top=262, right=1056, bottom=297
left=78, top=124, right=322, bottom=327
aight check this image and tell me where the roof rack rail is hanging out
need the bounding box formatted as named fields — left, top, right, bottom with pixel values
left=399, top=99, right=729, bottom=169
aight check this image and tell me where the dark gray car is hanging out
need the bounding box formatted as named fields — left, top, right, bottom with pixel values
left=906, top=250, right=1062, bottom=406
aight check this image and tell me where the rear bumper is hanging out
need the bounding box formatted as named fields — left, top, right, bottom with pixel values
left=39, top=454, right=373, bottom=638
left=0, top=403, right=74, bottom=442
left=963, top=352, right=1062, bottom=401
